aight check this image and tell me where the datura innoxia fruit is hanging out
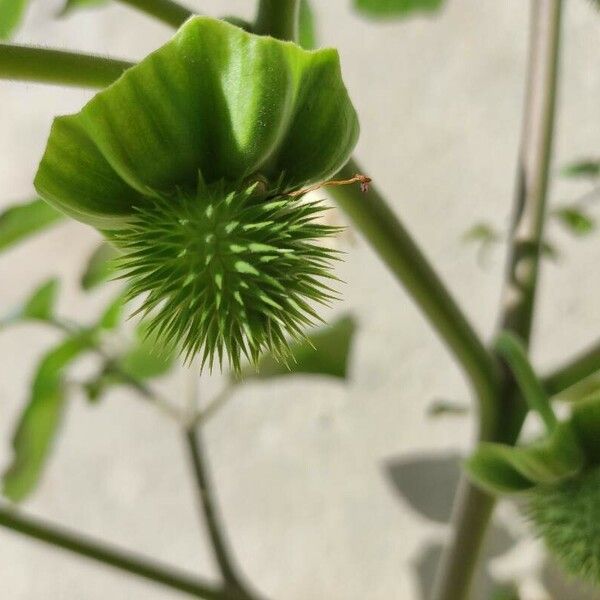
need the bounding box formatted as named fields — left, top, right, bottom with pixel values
left=465, top=333, right=600, bottom=586
left=34, top=16, right=359, bottom=371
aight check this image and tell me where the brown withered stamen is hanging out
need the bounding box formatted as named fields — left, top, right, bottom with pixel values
left=288, top=173, right=372, bottom=197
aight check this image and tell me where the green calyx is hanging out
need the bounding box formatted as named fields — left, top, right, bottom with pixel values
left=112, top=178, right=341, bottom=372
left=33, top=16, right=359, bottom=229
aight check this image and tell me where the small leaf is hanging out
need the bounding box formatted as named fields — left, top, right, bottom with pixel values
left=553, top=206, right=595, bottom=236
left=1, top=279, right=60, bottom=328
left=119, top=324, right=176, bottom=380
left=238, top=314, right=356, bottom=381
left=462, top=222, right=501, bottom=244
left=560, top=159, right=600, bottom=179
left=97, top=292, right=126, bottom=330
left=80, top=242, right=119, bottom=290
left=299, top=0, right=317, bottom=49
left=0, top=0, right=28, bottom=39
left=353, top=0, right=446, bottom=19
left=0, top=199, right=64, bottom=254
left=22, top=279, right=60, bottom=322
left=2, top=332, right=93, bottom=502
left=427, top=399, right=468, bottom=418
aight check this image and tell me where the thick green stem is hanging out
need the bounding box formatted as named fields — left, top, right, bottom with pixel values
left=115, top=0, right=193, bottom=28
left=185, top=428, right=260, bottom=599
left=430, top=2, right=563, bottom=599
left=0, top=44, right=133, bottom=88
left=254, top=0, right=300, bottom=41
left=543, top=339, right=600, bottom=395
left=0, top=505, right=229, bottom=599
left=329, top=159, right=501, bottom=437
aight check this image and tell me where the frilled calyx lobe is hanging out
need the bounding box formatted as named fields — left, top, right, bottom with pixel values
left=114, top=179, right=340, bottom=371
left=34, top=16, right=359, bottom=229
left=33, top=16, right=359, bottom=370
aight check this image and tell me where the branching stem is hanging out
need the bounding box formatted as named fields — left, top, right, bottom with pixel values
left=430, top=3, right=563, bottom=599
left=329, top=159, right=502, bottom=438
left=0, top=504, right=229, bottom=599
left=185, top=427, right=260, bottom=600
left=0, top=44, right=133, bottom=88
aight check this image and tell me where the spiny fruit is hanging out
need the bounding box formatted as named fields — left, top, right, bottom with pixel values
left=528, top=466, right=600, bottom=584
left=33, top=17, right=359, bottom=371
left=112, top=178, right=342, bottom=372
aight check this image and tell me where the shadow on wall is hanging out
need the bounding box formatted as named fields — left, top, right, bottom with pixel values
left=383, top=452, right=598, bottom=600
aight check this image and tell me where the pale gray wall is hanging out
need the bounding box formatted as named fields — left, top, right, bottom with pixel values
left=1, top=1, right=599, bottom=598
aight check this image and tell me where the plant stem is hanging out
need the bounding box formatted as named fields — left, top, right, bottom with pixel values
left=0, top=44, right=133, bottom=88
left=430, top=3, right=563, bottom=599
left=0, top=504, right=228, bottom=599
left=495, top=332, right=557, bottom=431
left=185, top=428, right=259, bottom=599
left=254, top=0, right=300, bottom=41
left=543, top=339, right=600, bottom=395
left=329, top=159, right=501, bottom=437
left=115, top=0, right=193, bottom=28
left=499, top=0, right=563, bottom=342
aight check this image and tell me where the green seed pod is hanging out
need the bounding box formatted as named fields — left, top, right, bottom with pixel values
left=33, top=17, right=359, bottom=371
left=528, top=466, right=600, bottom=584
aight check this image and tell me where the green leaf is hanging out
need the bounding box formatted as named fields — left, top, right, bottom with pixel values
left=119, top=324, right=176, bottom=380
left=97, top=292, right=126, bottom=330
left=238, top=314, right=356, bottom=381
left=22, top=279, right=59, bottom=321
left=34, top=17, right=359, bottom=229
left=0, top=0, right=28, bottom=39
left=560, top=159, right=600, bottom=179
left=353, top=0, right=445, bottom=19
left=427, top=399, right=468, bottom=418
left=80, top=242, right=119, bottom=290
left=1, top=279, right=60, bottom=328
left=0, top=198, right=64, bottom=254
left=553, top=206, right=595, bottom=236
left=462, top=222, right=501, bottom=244
left=299, top=0, right=317, bottom=49
left=2, top=332, right=93, bottom=502
left=465, top=424, right=585, bottom=495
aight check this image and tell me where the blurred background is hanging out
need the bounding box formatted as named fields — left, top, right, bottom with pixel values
left=1, top=1, right=599, bottom=598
